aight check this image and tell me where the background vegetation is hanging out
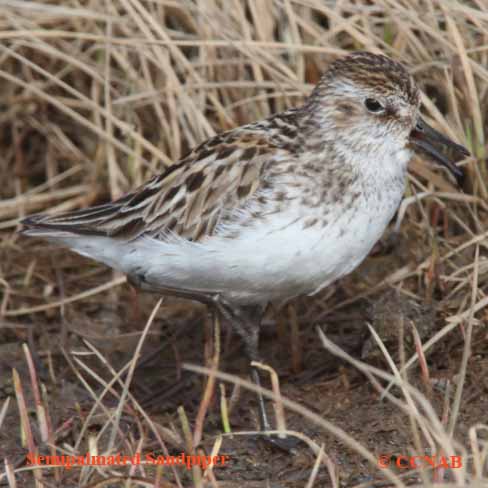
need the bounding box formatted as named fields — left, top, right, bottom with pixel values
left=0, top=1, right=487, bottom=487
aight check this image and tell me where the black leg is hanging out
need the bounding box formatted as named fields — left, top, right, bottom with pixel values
left=223, top=303, right=300, bottom=451
left=128, top=276, right=297, bottom=449
left=217, top=304, right=272, bottom=432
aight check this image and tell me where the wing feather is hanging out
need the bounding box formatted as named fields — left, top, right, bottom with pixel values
left=21, top=128, right=285, bottom=242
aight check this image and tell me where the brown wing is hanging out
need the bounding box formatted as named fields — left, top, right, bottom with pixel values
left=21, top=128, right=282, bottom=242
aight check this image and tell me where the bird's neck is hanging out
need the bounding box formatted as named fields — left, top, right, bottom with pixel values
left=299, top=106, right=410, bottom=184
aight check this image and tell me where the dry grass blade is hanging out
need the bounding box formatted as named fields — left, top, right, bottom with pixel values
left=177, top=406, right=202, bottom=488
left=448, top=245, right=479, bottom=437
left=3, top=458, right=17, bottom=488
left=251, top=361, right=287, bottom=434
left=11, top=368, right=35, bottom=453
left=3, top=276, right=126, bottom=316
left=193, top=313, right=220, bottom=449
left=107, top=298, right=162, bottom=452
left=0, top=397, right=11, bottom=432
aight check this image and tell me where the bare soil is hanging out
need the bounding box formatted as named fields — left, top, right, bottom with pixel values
left=1, top=228, right=487, bottom=486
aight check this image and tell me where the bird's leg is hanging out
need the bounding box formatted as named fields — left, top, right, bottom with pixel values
left=215, top=303, right=272, bottom=432
left=128, top=277, right=269, bottom=418
left=127, top=275, right=221, bottom=308
left=127, top=276, right=296, bottom=449
left=222, top=303, right=299, bottom=451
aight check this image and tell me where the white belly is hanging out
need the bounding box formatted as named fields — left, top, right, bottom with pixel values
left=68, top=183, right=403, bottom=305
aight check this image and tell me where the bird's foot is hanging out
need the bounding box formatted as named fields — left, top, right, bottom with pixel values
left=258, top=432, right=302, bottom=453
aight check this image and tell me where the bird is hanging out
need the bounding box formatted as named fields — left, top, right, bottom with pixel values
left=21, top=51, right=469, bottom=441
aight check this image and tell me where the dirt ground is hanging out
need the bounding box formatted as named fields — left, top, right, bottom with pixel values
left=1, top=224, right=487, bottom=486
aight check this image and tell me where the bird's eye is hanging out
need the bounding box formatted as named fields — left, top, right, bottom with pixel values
left=365, top=98, right=384, bottom=113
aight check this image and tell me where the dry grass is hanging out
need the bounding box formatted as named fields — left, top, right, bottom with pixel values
left=0, top=0, right=487, bottom=487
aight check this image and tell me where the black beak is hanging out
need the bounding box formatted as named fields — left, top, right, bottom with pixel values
left=409, top=117, right=469, bottom=187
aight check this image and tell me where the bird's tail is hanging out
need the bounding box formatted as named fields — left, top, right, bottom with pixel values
left=20, top=202, right=122, bottom=238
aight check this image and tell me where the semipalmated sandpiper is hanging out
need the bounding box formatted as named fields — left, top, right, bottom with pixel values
left=21, top=52, right=469, bottom=439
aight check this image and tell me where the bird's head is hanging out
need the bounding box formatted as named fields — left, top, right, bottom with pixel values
left=306, top=52, right=469, bottom=184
